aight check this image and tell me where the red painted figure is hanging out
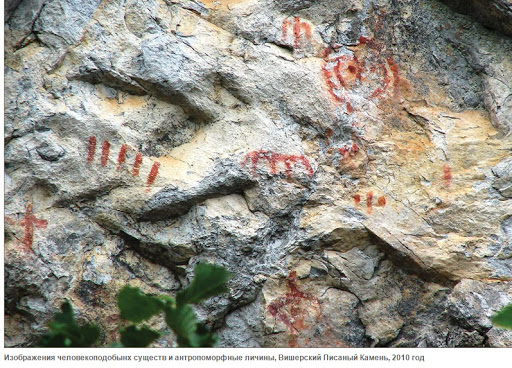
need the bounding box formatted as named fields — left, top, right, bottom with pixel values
left=267, top=271, right=321, bottom=347
left=18, top=203, right=48, bottom=252
left=242, top=150, right=314, bottom=178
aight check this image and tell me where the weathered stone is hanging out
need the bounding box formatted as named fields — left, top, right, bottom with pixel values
left=4, top=0, right=512, bottom=348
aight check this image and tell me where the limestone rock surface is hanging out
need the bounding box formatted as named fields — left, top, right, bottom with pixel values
left=5, top=0, right=512, bottom=347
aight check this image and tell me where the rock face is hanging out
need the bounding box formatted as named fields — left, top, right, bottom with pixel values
left=4, top=0, right=512, bottom=347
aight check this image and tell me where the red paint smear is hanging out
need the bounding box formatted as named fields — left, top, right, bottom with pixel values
left=282, top=19, right=291, bottom=41
left=339, top=142, right=359, bottom=159
left=87, top=136, right=97, bottom=163
left=132, top=152, right=143, bottom=176
left=443, top=164, right=452, bottom=186
left=353, top=55, right=363, bottom=81
left=19, top=203, right=47, bottom=252
left=378, top=196, right=386, bottom=206
left=5, top=215, right=17, bottom=226
left=387, top=57, right=400, bottom=94
left=322, top=63, right=344, bottom=102
left=293, top=17, right=301, bottom=49
left=366, top=191, right=373, bottom=214
left=326, top=128, right=333, bottom=138
left=338, top=145, right=350, bottom=159
left=371, top=62, right=390, bottom=98
left=242, top=150, right=313, bottom=178
left=101, top=140, right=110, bottom=167
left=333, top=58, right=347, bottom=88
left=302, top=22, right=312, bottom=43
left=322, top=47, right=332, bottom=59
left=358, top=36, right=369, bottom=45
left=354, top=194, right=361, bottom=204
left=117, top=144, right=128, bottom=170
left=267, top=271, right=321, bottom=347
left=146, top=162, right=160, bottom=189
left=346, top=102, right=354, bottom=114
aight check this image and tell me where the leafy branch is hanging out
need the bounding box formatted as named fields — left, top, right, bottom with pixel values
left=491, top=304, right=512, bottom=331
left=37, top=263, right=231, bottom=347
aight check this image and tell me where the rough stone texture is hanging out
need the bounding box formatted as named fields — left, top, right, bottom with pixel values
left=4, top=0, right=512, bottom=347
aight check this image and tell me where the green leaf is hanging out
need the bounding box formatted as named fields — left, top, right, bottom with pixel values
left=118, top=286, right=165, bottom=323
left=176, top=263, right=231, bottom=306
left=120, top=325, right=161, bottom=347
left=37, top=301, right=100, bottom=347
left=190, top=323, right=217, bottom=347
left=492, top=304, right=512, bottom=330
left=164, top=304, right=198, bottom=347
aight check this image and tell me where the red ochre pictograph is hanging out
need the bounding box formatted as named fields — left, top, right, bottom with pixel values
left=132, top=152, right=143, bottom=177
left=443, top=164, right=452, bottom=187
left=101, top=140, right=110, bottom=167
left=366, top=191, right=374, bottom=214
left=87, top=136, right=97, bottom=163
left=117, top=144, right=128, bottom=170
left=321, top=36, right=400, bottom=113
left=86, top=136, right=160, bottom=189
left=267, top=271, right=322, bottom=347
left=338, top=142, right=359, bottom=159
left=353, top=191, right=386, bottom=214
left=242, top=150, right=314, bottom=178
left=281, top=16, right=313, bottom=50
left=5, top=203, right=48, bottom=252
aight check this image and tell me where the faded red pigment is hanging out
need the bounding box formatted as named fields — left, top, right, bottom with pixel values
left=354, top=194, right=361, bottom=204
left=338, top=142, right=359, bottom=159
left=101, top=140, right=110, bottom=167
left=146, top=162, right=161, bottom=188
left=117, top=144, right=128, bottom=170
left=87, top=136, right=97, bottom=162
left=322, top=36, right=400, bottom=111
left=267, top=271, right=321, bottom=347
left=19, top=203, right=48, bottom=252
left=378, top=196, right=386, bottom=206
left=282, top=19, right=291, bottom=40
left=282, top=17, right=313, bottom=50
left=366, top=191, right=374, bottom=214
left=242, top=150, right=314, bottom=178
left=443, top=164, right=452, bottom=186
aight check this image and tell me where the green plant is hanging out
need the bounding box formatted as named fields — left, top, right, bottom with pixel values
left=37, top=263, right=231, bottom=347
left=491, top=303, right=512, bottom=330
left=36, top=301, right=100, bottom=347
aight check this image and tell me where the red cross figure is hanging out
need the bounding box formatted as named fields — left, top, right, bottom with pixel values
left=18, top=203, right=48, bottom=252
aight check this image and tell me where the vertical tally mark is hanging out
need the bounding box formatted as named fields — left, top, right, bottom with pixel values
left=146, top=162, right=160, bottom=192
left=117, top=144, right=128, bottom=170
left=85, top=137, right=160, bottom=189
left=87, top=136, right=97, bottom=163
left=132, top=152, right=143, bottom=177
left=101, top=140, right=110, bottom=167
left=443, top=164, right=452, bottom=187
